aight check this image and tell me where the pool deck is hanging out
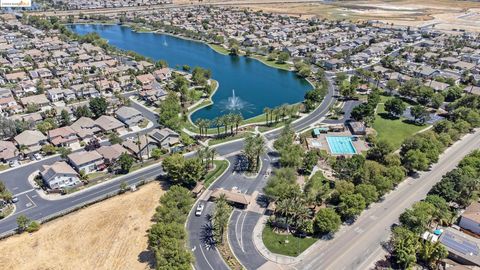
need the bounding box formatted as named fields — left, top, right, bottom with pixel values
left=306, top=131, right=369, bottom=155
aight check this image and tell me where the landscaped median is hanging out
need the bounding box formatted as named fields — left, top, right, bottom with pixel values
left=262, top=224, right=317, bottom=257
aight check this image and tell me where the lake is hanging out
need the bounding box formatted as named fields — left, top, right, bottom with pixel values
left=69, top=24, right=312, bottom=121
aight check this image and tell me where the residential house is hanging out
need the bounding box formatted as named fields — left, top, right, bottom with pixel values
left=20, top=94, right=50, bottom=110
left=47, top=126, right=79, bottom=147
left=136, top=73, right=155, bottom=86
left=67, top=150, right=105, bottom=174
left=115, top=106, right=143, bottom=127
left=153, top=68, right=172, bottom=81
left=148, top=128, right=180, bottom=151
left=459, top=202, right=480, bottom=235
left=0, top=140, right=19, bottom=162
left=46, top=88, right=76, bottom=102
left=96, top=144, right=129, bottom=165
left=426, top=80, right=450, bottom=92
left=14, top=130, right=48, bottom=156
left=70, top=117, right=101, bottom=140
left=122, top=136, right=157, bottom=159
left=40, top=161, right=80, bottom=189
left=94, top=115, right=125, bottom=133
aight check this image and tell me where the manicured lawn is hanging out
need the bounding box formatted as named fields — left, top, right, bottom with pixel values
left=208, top=132, right=249, bottom=146
left=373, top=104, right=428, bottom=149
left=262, top=225, right=317, bottom=257
left=203, top=160, right=229, bottom=187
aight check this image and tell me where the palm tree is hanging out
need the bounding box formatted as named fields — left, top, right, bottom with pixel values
left=210, top=148, right=217, bottom=169
left=213, top=194, right=231, bottom=243
left=276, top=198, right=294, bottom=233
left=136, top=133, right=144, bottom=163
left=263, top=107, right=271, bottom=125
left=203, top=119, right=211, bottom=136
left=419, top=240, right=448, bottom=269
left=233, top=113, right=243, bottom=133
left=194, top=118, right=203, bottom=136
left=243, top=133, right=266, bottom=172
left=227, top=113, right=235, bottom=134
left=212, top=117, right=221, bottom=136
left=220, top=115, right=229, bottom=135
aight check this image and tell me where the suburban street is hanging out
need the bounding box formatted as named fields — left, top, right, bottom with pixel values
left=186, top=75, right=337, bottom=269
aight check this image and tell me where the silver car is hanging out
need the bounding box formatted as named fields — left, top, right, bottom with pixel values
left=195, top=203, right=205, bottom=216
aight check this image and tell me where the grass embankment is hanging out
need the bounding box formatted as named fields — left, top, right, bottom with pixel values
left=373, top=102, right=428, bottom=149
left=208, top=132, right=250, bottom=146
left=262, top=225, right=317, bottom=257
left=207, top=44, right=292, bottom=71
left=203, top=160, right=229, bottom=187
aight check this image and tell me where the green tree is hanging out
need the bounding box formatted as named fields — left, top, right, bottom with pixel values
left=355, top=184, right=378, bottom=206
left=366, top=140, right=394, bottom=164
left=108, top=133, right=122, bottom=145
left=338, top=194, right=366, bottom=220
left=384, top=98, right=406, bottom=118
left=26, top=221, right=40, bottom=233
left=399, top=201, right=435, bottom=233
left=418, top=240, right=448, bottom=269
left=74, top=105, right=92, bottom=118
left=313, top=208, right=341, bottom=235
left=151, top=148, right=163, bottom=160
left=162, top=154, right=203, bottom=187
left=158, top=92, right=181, bottom=130
left=303, top=150, right=319, bottom=175
left=60, top=109, right=71, bottom=126
left=410, top=105, right=430, bottom=125
left=264, top=168, right=300, bottom=201
left=402, top=149, right=429, bottom=172
left=89, top=97, right=108, bottom=118
left=16, top=215, right=30, bottom=233
left=117, top=152, right=134, bottom=173
left=392, top=226, right=419, bottom=269
left=277, top=52, right=289, bottom=64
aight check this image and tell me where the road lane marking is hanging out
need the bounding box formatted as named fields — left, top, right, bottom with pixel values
left=239, top=211, right=247, bottom=252
left=14, top=189, right=34, bottom=197
left=199, top=245, right=215, bottom=270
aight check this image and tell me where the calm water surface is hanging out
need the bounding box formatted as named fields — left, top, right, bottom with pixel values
left=70, top=24, right=312, bottom=120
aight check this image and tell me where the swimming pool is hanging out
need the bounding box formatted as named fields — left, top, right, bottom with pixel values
left=326, top=136, right=357, bottom=155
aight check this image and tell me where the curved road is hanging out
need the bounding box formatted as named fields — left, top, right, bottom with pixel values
left=186, top=75, right=337, bottom=269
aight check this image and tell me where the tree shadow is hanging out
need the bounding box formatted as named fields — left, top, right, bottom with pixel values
left=200, top=216, right=217, bottom=250
left=378, top=112, right=400, bottom=120
left=137, top=249, right=156, bottom=269
left=233, top=154, right=249, bottom=172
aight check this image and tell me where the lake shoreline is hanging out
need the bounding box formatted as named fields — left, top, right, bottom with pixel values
left=69, top=23, right=313, bottom=121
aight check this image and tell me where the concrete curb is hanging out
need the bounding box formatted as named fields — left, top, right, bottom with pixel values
left=252, top=216, right=300, bottom=265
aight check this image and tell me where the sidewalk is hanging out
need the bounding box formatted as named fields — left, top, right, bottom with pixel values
left=252, top=215, right=300, bottom=265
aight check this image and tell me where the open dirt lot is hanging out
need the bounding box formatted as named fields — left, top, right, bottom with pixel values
left=179, top=0, right=480, bottom=32
left=0, top=182, right=165, bottom=270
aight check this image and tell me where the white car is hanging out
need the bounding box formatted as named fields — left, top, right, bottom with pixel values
left=34, top=153, right=43, bottom=160
left=8, top=160, right=19, bottom=167
left=195, top=203, right=205, bottom=216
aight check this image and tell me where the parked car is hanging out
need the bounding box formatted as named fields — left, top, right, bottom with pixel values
left=8, top=160, right=19, bottom=167
left=11, top=197, right=18, bottom=203
left=195, top=203, right=205, bottom=216
left=34, top=153, right=43, bottom=160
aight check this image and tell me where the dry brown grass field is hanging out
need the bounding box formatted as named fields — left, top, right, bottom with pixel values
left=0, top=182, right=165, bottom=270
left=175, top=0, right=480, bottom=32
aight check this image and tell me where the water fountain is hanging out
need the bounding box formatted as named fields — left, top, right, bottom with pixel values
left=225, top=89, right=244, bottom=111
